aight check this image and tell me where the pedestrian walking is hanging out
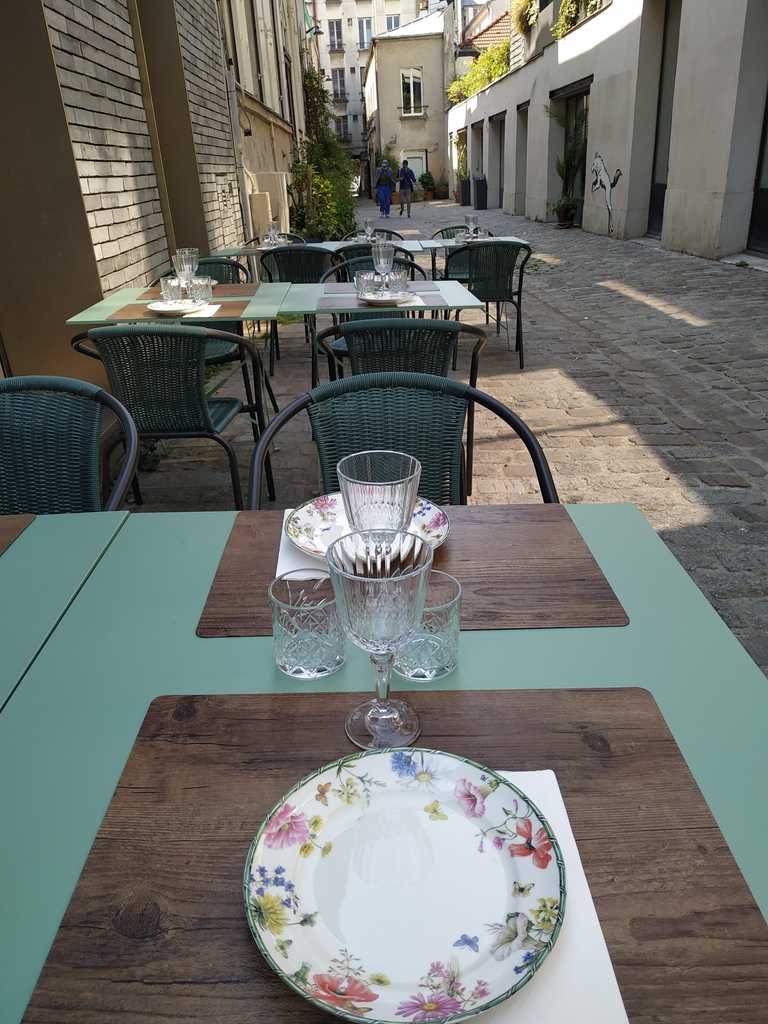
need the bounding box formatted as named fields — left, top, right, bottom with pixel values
left=397, top=160, right=417, bottom=217
left=375, top=159, right=395, bottom=217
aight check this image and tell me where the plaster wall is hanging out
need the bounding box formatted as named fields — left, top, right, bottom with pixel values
left=448, top=0, right=657, bottom=239
left=662, top=0, right=768, bottom=257
left=370, top=35, right=448, bottom=181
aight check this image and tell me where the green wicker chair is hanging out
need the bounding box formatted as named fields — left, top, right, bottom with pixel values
left=0, top=375, right=138, bottom=514
left=335, top=243, right=415, bottom=265
left=445, top=240, right=531, bottom=367
left=431, top=226, right=494, bottom=280
left=314, top=320, right=487, bottom=491
left=153, top=257, right=251, bottom=371
left=73, top=325, right=274, bottom=509
left=320, top=257, right=426, bottom=284
left=259, top=245, right=337, bottom=383
left=248, top=371, right=557, bottom=509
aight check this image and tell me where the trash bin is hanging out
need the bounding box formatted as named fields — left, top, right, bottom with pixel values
left=460, top=178, right=471, bottom=206
left=473, top=175, right=488, bottom=211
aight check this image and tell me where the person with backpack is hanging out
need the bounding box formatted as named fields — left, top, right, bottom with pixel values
left=397, top=160, right=417, bottom=217
left=375, top=159, right=395, bottom=217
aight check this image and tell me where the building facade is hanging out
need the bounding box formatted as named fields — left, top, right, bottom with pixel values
left=219, top=0, right=310, bottom=232
left=311, top=0, right=421, bottom=160
left=0, top=0, right=249, bottom=380
left=446, top=0, right=768, bottom=259
left=364, top=9, right=450, bottom=188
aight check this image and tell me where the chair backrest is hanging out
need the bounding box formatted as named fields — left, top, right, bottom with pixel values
left=260, top=245, right=334, bottom=283
left=320, top=256, right=425, bottom=283
left=432, top=225, right=479, bottom=240
left=343, top=228, right=404, bottom=241
left=454, top=240, right=531, bottom=301
left=245, top=232, right=306, bottom=245
left=322, top=319, right=458, bottom=377
left=196, top=257, right=250, bottom=284
left=0, top=375, right=138, bottom=514
left=249, top=372, right=559, bottom=508
left=87, top=325, right=222, bottom=435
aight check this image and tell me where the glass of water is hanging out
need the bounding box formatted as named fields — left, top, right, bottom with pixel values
left=364, top=219, right=374, bottom=240
left=172, top=247, right=199, bottom=287
left=337, top=450, right=421, bottom=531
left=394, top=570, right=461, bottom=680
left=189, top=277, right=213, bottom=302
left=269, top=571, right=345, bottom=679
left=160, top=276, right=182, bottom=301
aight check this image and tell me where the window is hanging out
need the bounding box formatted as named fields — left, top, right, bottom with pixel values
left=386, top=15, right=400, bottom=30
left=328, top=20, right=343, bottom=50
left=245, top=0, right=264, bottom=101
left=284, top=51, right=296, bottom=126
left=358, top=17, right=372, bottom=48
left=401, top=68, right=423, bottom=115
left=334, top=115, right=349, bottom=140
left=352, top=113, right=359, bottom=122
left=331, top=68, right=346, bottom=99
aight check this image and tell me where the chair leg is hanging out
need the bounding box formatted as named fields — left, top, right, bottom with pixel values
left=309, top=315, right=319, bottom=388
left=496, top=301, right=501, bottom=335
left=130, top=473, right=144, bottom=506
left=268, top=320, right=277, bottom=376
left=452, top=339, right=458, bottom=372
left=212, top=435, right=243, bottom=510
left=485, top=301, right=489, bottom=325
left=245, top=354, right=276, bottom=502
left=516, top=304, right=524, bottom=369
left=466, top=401, right=475, bottom=497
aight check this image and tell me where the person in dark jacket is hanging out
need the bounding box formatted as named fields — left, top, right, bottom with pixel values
left=375, top=160, right=396, bottom=217
left=397, top=160, right=417, bottom=217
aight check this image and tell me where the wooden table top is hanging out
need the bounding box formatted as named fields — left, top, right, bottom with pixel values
left=196, top=505, right=627, bottom=637
left=24, top=687, right=768, bottom=1022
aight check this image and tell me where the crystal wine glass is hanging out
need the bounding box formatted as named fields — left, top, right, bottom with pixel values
left=326, top=530, right=433, bottom=748
left=372, top=240, right=395, bottom=289
left=172, top=247, right=199, bottom=293
left=364, top=218, right=374, bottom=240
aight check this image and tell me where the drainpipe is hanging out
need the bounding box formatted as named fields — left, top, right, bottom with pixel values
left=215, top=0, right=254, bottom=243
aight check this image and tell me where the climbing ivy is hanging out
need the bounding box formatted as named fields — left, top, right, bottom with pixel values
left=447, top=42, right=511, bottom=105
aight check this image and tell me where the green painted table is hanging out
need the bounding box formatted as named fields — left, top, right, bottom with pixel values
left=2, top=504, right=767, bottom=1021
left=215, top=240, right=425, bottom=257
left=64, top=283, right=290, bottom=326
left=0, top=512, right=127, bottom=713
left=278, top=280, right=484, bottom=316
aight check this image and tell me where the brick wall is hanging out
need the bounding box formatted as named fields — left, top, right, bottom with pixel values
left=43, top=0, right=170, bottom=292
left=174, top=0, right=242, bottom=251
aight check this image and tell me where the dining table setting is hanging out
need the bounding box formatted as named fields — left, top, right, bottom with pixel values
left=3, top=443, right=768, bottom=1023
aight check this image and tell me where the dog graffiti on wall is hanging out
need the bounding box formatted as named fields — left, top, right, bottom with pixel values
left=590, top=153, right=622, bottom=234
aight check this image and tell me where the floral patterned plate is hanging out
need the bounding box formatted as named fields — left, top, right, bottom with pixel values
left=243, top=749, right=566, bottom=1024
left=285, top=494, right=450, bottom=559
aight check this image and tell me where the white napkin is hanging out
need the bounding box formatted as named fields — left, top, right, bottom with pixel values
left=274, top=509, right=327, bottom=580
left=487, top=770, right=628, bottom=1023
left=398, top=295, right=426, bottom=308
left=183, top=303, right=221, bottom=317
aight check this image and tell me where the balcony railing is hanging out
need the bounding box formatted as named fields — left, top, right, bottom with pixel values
left=335, top=133, right=352, bottom=143
left=332, top=92, right=348, bottom=103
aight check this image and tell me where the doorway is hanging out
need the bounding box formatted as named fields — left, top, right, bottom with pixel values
left=747, top=88, right=768, bottom=255
left=648, top=0, right=681, bottom=236
left=564, top=92, right=589, bottom=226
left=401, top=150, right=426, bottom=180
left=489, top=113, right=506, bottom=208
left=515, top=104, right=528, bottom=215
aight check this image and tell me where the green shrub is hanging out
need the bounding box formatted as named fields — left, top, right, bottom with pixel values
left=289, top=68, right=356, bottom=239
left=419, top=172, right=435, bottom=191
left=447, top=42, right=510, bottom=105
left=511, top=0, right=538, bottom=36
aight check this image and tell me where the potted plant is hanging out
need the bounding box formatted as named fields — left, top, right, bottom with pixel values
left=419, top=172, right=435, bottom=201
left=457, top=139, right=470, bottom=206
left=435, top=178, right=449, bottom=199
left=552, top=195, right=577, bottom=228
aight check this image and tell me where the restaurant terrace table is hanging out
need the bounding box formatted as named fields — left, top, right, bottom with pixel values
left=215, top=239, right=425, bottom=258
left=0, top=511, right=127, bottom=712
left=279, top=279, right=484, bottom=317
left=2, top=503, right=767, bottom=1020
left=65, top=282, right=290, bottom=326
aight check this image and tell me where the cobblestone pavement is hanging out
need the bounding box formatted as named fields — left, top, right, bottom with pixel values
left=135, top=197, right=768, bottom=674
